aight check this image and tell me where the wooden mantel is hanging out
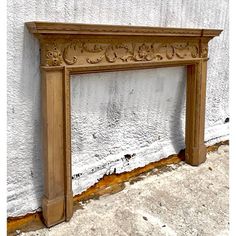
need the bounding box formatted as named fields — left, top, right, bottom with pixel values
left=26, top=21, right=222, bottom=227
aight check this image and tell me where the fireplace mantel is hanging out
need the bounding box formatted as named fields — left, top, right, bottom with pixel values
left=26, top=22, right=222, bottom=227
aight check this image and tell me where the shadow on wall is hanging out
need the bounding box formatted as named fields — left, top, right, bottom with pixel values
left=169, top=69, right=186, bottom=153
left=20, top=25, right=43, bottom=208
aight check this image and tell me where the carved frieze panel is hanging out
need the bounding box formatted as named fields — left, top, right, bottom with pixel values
left=41, top=39, right=208, bottom=67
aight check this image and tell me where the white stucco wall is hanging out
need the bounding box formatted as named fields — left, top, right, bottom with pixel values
left=7, top=0, right=229, bottom=217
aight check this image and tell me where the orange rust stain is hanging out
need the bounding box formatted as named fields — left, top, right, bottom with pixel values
left=207, top=140, right=229, bottom=152
left=73, top=152, right=184, bottom=203
left=7, top=212, right=44, bottom=235
left=7, top=140, right=228, bottom=235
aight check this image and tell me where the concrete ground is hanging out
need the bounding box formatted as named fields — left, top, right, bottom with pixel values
left=20, top=145, right=229, bottom=236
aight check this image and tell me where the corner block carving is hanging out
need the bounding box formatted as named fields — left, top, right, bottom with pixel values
left=26, top=21, right=222, bottom=227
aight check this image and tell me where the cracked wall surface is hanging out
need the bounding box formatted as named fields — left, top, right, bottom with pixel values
left=7, top=0, right=229, bottom=216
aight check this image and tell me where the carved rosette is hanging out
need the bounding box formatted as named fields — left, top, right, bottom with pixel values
left=42, top=40, right=204, bottom=67
left=45, top=44, right=63, bottom=66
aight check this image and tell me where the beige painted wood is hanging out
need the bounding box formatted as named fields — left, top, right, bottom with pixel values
left=63, top=68, right=73, bottom=221
left=26, top=22, right=222, bottom=227
left=41, top=68, right=65, bottom=226
left=186, top=60, right=208, bottom=165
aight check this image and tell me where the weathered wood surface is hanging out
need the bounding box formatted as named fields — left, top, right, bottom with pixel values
left=26, top=22, right=222, bottom=227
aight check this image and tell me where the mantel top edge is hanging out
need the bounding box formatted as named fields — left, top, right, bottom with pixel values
left=25, top=21, right=222, bottom=38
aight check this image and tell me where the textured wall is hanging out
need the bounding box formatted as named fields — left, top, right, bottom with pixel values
left=7, top=0, right=229, bottom=217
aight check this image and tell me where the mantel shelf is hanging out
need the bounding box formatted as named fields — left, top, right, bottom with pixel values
left=26, top=21, right=222, bottom=38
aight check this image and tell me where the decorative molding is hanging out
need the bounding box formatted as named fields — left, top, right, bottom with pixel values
left=26, top=21, right=222, bottom=37
left=42, top=41, right=209, bottom=67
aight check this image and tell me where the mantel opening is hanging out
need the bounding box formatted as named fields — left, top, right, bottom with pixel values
left=70, top=67, right=186, bottom=196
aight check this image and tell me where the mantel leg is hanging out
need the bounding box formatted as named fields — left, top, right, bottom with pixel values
left=185, top=60, right=207, bottom=166
left=41, top=68, right=73, bottom=227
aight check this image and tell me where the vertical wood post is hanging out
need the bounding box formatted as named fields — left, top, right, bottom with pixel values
left=64, top=69, right=73, bottom=221
left=41, top=67, right=73, bottom=227
left=185, top=60, right=207, bottom=166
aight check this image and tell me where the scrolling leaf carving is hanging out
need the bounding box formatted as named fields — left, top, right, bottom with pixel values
left=44, top=41, right=202, bottom=66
